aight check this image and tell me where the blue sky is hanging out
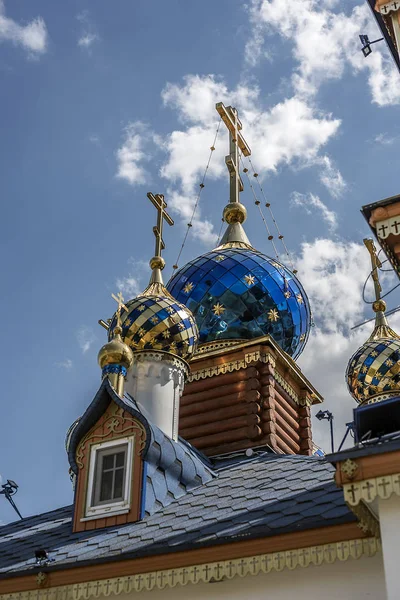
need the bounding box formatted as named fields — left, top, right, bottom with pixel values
left=1, top=0, right=400, bottom=524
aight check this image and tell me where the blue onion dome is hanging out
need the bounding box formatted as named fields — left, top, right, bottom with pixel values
left=166, top=243, right=311, bottom=359
left=346, top=299, right=400, bottom=405
left=108, top=260, right=198, bottom=360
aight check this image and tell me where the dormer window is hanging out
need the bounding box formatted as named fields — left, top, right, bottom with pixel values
left=84, top=437, right=134, bottom=520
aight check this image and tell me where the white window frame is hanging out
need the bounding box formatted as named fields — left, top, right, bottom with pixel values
left=83, top=436, right=134, bottom=521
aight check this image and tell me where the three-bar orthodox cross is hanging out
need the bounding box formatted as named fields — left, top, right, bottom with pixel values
left=147, top=192, right=174, bottom=260
left=364, top=238, right=383, bottom=302
left=111, top=291, right=128, bottom=327
left=216, top=102, right=251, bottom=204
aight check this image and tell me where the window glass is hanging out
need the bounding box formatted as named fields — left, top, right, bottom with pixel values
left=92, top=446, right=127, bottom=506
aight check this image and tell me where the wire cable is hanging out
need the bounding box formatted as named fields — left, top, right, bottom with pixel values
left=171, top=118, right=222, bottom=275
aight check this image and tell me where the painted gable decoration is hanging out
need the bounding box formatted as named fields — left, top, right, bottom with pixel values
left=67, top=378, right=214, bottom=533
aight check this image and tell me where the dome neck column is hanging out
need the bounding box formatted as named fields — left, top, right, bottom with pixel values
left=101, top=364, right=127, bottom=396
left=125, top=352, right=189, bottom=441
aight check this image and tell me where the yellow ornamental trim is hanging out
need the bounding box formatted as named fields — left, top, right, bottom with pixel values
left=344, top=473, right=400, bottom=506
left=0, top=537, right=380, bottom=600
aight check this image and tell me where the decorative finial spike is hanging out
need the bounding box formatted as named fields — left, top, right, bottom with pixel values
left=144, top=192, right=174, bottom=293
left=363, top=238, right=399, bottom=341
left=215, top=102, right=252, bottom=249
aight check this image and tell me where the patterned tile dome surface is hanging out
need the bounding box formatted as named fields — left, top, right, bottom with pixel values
left=108, top=293, right=198, bottom=359
left=346, top=337, right=400, bottom=404
left=167, top=247, right=311, bottom=358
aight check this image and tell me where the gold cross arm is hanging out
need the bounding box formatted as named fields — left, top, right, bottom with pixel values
left=112, top=291, right=128, bottom=315
left=147, top=192, right=174, bottom=259
left=216, top=102, right=251, bottom=156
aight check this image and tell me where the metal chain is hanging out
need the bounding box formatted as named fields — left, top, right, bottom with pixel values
left=246, top=156, right=297, bottom=273
left=239, top=155, right=280, bottom=261
left=172, top=118, right=222, bottom=274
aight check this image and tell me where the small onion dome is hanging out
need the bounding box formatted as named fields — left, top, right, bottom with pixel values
left=98, top=323, right=134, bottom=375
left=346, top=300, right=400, bottom=405
left=167, top=246, right=310, bottom=359
left=108, top=282, right=198, bottom=360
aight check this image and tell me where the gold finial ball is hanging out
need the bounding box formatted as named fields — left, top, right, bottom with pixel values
left=373, top=299, right=386, bottom=313
left=98, top=336, right=133, bottom=370
left=223, top=202, right=247, bottom=224
left=150, top=256, right=166, bottom=270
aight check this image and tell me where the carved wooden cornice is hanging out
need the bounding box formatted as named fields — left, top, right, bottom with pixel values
left=2, top=537, right=380, bottom=600
left=344, top=472, right=400, bottom=506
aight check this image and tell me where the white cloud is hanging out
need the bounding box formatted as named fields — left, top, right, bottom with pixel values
left=78, top=33, right=98, bottom=49
left=116, top=122, right=153, bottom=186
left=76, top=10, right=99, bottom=50
left=160, top=75, right=340, bottom=245
left=374, top=132, right=398, bottom=146
left=115, top=276, right=142, bottom=298
left=291, top=192, right=337, bottom=231
left=248, top=0, right=400, bottom=106
left=76, top=327, right=96, bottom=354
left=318, top=156, right=346, bottom=199
left=56, top=359, right=73, bottom=370
left=296, top=238, right=400, bottom=451
left=0, top=1, right=48, bottom=56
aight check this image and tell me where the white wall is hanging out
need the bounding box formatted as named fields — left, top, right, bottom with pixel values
left=379, top=495, right=400, bottom=600
left=116, top=552, right=386, bottom=600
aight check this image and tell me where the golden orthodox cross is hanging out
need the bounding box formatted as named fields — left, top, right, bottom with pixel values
left=147, top=192, right=174, bottom=259
left=216, top=102, right=251, bottom=204
left=111, top=291, right=128, bottom=319
left=364, top=238, right=382, bottom=301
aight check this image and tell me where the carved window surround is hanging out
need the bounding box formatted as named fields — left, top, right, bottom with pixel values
left=84, top=437, right=135, bottom=521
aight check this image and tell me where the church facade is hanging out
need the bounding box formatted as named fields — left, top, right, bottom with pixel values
left=1, top=103, right=400, bottom=600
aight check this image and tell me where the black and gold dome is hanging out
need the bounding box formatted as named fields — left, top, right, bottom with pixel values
left=346, top=299, right=400, bottom=405
left=108, top=281, right=198, bottom=360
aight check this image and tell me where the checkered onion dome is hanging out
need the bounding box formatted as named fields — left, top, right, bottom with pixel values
left=167, top=246, right=311, bottom=359
left=346, top=338, right=400, bottom=404
left=108, top=292, right=198, bottom=359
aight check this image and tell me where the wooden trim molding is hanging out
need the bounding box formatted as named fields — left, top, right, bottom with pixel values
left=0, top=523, right=369, bottom=595
left=344, top=472, right=400, bottom=506
left=0, top=537, right=380, bottom=600
left=335, top=450, right=400, bottom=485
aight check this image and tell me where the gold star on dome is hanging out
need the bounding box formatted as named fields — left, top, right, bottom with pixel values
left=370, top=351, right=379, bottom=358
left=361, top=365, right=368, bottom=374
left=213, top=302, right=226, bottom=316
left=162, top=330, right=170, bottom=339
left=183, top=282, right=194, bottom=294
left=284, top=290, right=291, bottom=299
left=385, top=358, right=394, bottom=367
left=215, top=255, right=225, bottom=262
left=178, top=322, right=185, bottom=331
left=138, top=305, right=146, bottom=312
left=268, top=309, right=280, bottom=322
left=300, top=333, right=305, bottom=342
left=150, top=316, right=159, bottom=325
left=137, top=327, right=146, bottom=338
left=375, top=372, right=383, bottom=380
left=147, top=338, right=155, bottom=348
left=296, top=294, right=304, bottom=304
left=244, top=274, right=255, bottom=286
left=124, top=318, right=133, bottom=327
left=166, top=306, right=174, bottom=314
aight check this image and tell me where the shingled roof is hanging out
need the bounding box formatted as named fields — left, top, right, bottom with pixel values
left=0, top=453, right=354, bottom=577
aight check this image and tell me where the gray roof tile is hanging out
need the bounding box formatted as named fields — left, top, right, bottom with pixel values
left=0, top=453, right=355, bottom=577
